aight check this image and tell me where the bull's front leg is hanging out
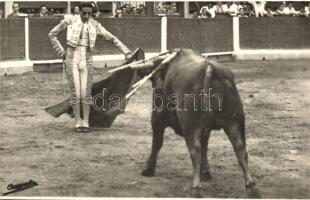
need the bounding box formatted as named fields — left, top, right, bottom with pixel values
left=185, top=128, right=203, bottom=197
left=141, top=113, right=166, bottom=177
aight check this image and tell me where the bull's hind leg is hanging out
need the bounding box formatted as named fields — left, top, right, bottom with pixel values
left=200, top=129, right=212, bottom=181
left=141, top=114, right=165, bottom=177
left=223, top=121, right=261, bottom=198
left=184, top=128, right=203, bottom=197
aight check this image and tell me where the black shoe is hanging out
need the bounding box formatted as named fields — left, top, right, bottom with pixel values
left=74, top=127, right=83, bottom=133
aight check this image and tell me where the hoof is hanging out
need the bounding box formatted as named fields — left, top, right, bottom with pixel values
left=246, top=182, right=262, bottom=198
left=191, top=186, right=203, bottom=198
left=141, top=168, right=155, bottom=177
left=200, top=171, right=212, bottom=182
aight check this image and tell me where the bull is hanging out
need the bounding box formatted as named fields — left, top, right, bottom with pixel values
left=117, top=48, right=261, bottom=197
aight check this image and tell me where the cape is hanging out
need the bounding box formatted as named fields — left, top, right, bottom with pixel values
left=45, top=48, right=145, bottom=128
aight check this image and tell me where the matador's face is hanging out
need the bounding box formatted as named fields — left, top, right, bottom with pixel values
left=80, top=7, right=93, bottom=22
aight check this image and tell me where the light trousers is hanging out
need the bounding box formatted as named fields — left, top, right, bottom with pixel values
left=66, top=46, right=93, bottom=105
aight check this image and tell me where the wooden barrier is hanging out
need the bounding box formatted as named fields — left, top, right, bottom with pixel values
left=95, top=17, right=161, bottom=54
left=28, top=17, right=161, bottom=60
left=29, top=18, right=64, bottom=60
left=239, top=17, right=310, bottom=49
left=2, top=17, right=310, bottom=62
left=0, top=19, right=25, bottom=60
left=167, top=17, right=233, bottom=53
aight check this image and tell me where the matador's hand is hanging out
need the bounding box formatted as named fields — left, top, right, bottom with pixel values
left=60, top=51, right=66, bottom=61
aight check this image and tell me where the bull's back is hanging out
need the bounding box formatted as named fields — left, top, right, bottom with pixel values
left=164, top=49, right=207, bottom=95
left=162, top=49, right=244, bottom=130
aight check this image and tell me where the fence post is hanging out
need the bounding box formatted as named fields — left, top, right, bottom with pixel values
left=25, top=17, right=30, bottom=61
left=233, top=17, right=240, bottom=53
left=161, top=15, right=167, bottom=53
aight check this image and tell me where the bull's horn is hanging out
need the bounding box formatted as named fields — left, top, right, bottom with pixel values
left=130, top=55, right=169, bottom=70
left=109, top=59, right=144, bottom=73
left=109, top=51, right=171, bottom=73
left=130, top=61, right=154, bottom=69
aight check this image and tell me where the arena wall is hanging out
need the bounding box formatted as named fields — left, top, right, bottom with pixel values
left=239, top=17, right=310, bottom=49
left=95, top=18, right=161, bottom=54
left=29, top=18, right=65, bottom=60
left=1, top=16, right=310, bottom=75
left=28, top=17, right=161, bottom=60
left=167, top=17, right=233, bottom=53
left=0, top=19, right=25, bottom=60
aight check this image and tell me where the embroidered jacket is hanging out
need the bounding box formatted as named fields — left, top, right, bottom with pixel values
left=48, top=15, right=131, bottom=57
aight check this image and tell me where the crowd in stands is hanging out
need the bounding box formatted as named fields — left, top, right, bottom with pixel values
left=4, top=3, right=65, bottom=18
left=113, top=4, right=145, bottom=17
left=1, top=1, right=310, bottom=19
left=195, top=1, right=310, bottom=18
left=155, top=2, right=179, bottom=15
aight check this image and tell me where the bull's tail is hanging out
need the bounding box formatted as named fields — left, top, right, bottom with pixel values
left=239, top=106, right=246, bottom=146
left=202, top=62, right=215, bottom=110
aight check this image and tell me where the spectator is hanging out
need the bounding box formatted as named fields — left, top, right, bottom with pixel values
left=225, top=2, right=239, bottom=16
left=237, top=7, right=247, bottom=17
left=213, top=2, right=226, bottom=14
left=242, top=3, right=255, bottom=17
left=304, top=3, right=310, bottom=17
left=7, top=2, right=21, bottom=18
left=298, top=7, right=306, bottom=17
left=139, top=4, right=145, bottom=15
left=55, top=9, right=61, bottom=14
left=276, top=4, right=286, bottom=15
left=249, top=1, right=266, bottom=17
left=39, top=5, right=49, bottom=18
left=72, top=5, right=80, bottom=15
left=132, top=7, right=139, bottom=15
left=171, top=3, right=178, bottom=14
left=200, top=3, right=216, bottom=18
left=236, top=2, right=244, bottom=11
left=125, top=4, right=132, bottom=14
left=265, top=6, right=275, bottom=17
left=283, top=2, right=297, bottom=16
left=114, top=8, right=123, bottom=18
left=0, top=9, right=3, bottom=19
left=49, top=8, right=55, bottom=17
left=207, top=3, right=216, bottom=18
left=198, top=7, right=208, bottom=18
left=192, top=10, right=199, bottom=19
left=121, top=7, right=127, bottom=14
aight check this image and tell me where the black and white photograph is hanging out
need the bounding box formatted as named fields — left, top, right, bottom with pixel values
left=0, top=0, right=309, bottom=198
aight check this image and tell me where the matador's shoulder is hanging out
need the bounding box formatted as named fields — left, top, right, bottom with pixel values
left=89, top=18, right=101, bottom=27
left=62, top=14, right=79, bottom=25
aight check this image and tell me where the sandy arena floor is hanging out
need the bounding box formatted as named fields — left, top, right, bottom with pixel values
left=0, top=60, right=309, bottom=198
